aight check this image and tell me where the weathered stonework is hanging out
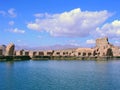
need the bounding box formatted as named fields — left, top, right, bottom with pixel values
left=16, top=50, right=24, bottom=56
left=1, top=37, right=120, bottom=59
left=5, top=43, right=15, bottom=56
left=0, top=45, right=6, bottom=56
left=95, top=37, right=119, bottom=57
left=13, top=37, right=120, bottom=58
left=53, top=49, right=76, bottom=56
left=96, top=37, right=109, bottom=48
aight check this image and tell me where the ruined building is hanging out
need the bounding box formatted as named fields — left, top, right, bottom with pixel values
left=14, top=37, right=120, bottom=58
left=0, top=45, right=6, bottom=56
left=5, top=43, right=15, bottom=56
left=0, top=37, right=120, bottom=58
left=96, top=37, right=109, bottom=48
left=94, top=37, right=114, bottom=57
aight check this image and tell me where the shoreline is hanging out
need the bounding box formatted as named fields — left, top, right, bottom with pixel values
left=0, top=56, right=120, bottom=62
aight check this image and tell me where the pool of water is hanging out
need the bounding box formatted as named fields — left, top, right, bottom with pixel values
left=0, top=60, right=120, bottom=90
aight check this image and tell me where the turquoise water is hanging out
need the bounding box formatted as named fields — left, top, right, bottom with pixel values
left=0, top=60, right=120, bottom=90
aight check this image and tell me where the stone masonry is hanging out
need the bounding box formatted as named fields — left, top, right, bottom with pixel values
left=5, top=43, right=15, bottom=56
left=0, top=37, right=120, bottom=58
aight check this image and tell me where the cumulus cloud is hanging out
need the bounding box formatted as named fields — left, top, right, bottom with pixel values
left=8, top=21, right=14, bottom=26
left=8, top=28, right=25, bottom=34
left=8, top=8, right=17, bottom=17
left=86, top=39, right=95, bottom=44
left=96, top=20, right=120, bottom=38
left=27, top=8, right=111, bottom=37
left=27, top=23, right=40, bottom=30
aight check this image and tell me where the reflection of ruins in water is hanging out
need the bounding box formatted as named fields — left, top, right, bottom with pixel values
left=6, top=61, right=14, bottom=69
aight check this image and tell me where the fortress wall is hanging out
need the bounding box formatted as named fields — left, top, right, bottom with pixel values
left=75, top=48, right=94, bottom=57
left=53, top=49, right=76, bottom=56
left=16, top=50, right=24, bottom=56
left=96, top=37, right=109, bottom=48
left=0, top=45, right=6, bottom=55
left=1, top=37, right=120, bottom=58
left=5, top=43, right=15, bottom=56
left=112, top=47, right=120, bottom=56
left=0, top=49, right=2, bottom=55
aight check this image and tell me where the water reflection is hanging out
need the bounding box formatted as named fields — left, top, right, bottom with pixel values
left=6, top=61, right=14, bottom=69
left=0, top=60, right=120, bottom=90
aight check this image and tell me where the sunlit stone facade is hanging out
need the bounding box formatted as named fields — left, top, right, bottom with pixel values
left=0, top=37, right=120, bottom=58
left=5, top=43, right=15, bottom=56
left=0, top=45, right=6, bottom=56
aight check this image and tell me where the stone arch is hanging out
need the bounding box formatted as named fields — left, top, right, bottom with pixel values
left=88, top=52, right=91, bottom=56
left=83, top=52, right=86, bottom=56
left=78, top=52, right=81, bottom=56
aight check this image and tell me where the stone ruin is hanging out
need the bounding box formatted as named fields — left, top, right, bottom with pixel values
left=0, top=37, right=120, bottom=58
left=94, top=37, right=114, bottom=57
left=0, top=45, right=6, bottom=56
left=96, top=37, right=109, bottom=48
left=15, top=37, right=120, bottom=58
left=5, top=43, right=15, bottom=56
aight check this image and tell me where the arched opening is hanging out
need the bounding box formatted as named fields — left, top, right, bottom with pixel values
left=88, top=53, right=91, bottom=56
left=78, top=52, right=81, bottom=55
left=33, top=52, right=37, bottom=56
left=39, top=52, right=44, bottom=56
left=83, top=52, right=86, bottom=56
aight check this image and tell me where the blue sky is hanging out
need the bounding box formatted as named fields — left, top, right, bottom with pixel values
left=0, top=0, right=120, bottom=49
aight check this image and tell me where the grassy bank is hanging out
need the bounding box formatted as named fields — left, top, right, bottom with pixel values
left=0, top=55, right=119, bottom=61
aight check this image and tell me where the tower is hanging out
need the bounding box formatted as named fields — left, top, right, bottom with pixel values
left=6, top=43, right=15, bottom=56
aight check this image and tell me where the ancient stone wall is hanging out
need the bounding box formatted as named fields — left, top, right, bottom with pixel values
left=96, top=37, right=109, bottom=48
left=75, top=48, right=94, bottom=57
left=0, top=45, right=6, bottom=55
left=111, top=46, right=120, bottom=56
left=5, top=43, right=15, bottom=56
left=16, top=50, right=24, bottom=56
left=94, top=37, right=114, bottom=57
left=3, top=37, right=120, bottom=57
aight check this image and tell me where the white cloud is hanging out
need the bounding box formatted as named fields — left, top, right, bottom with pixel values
left=96, top=20, right=120, bottom=38
left=27, top=8, right=111, bottom=37
left=114, top=41, right=120, bottom=46
left=27, top=23, right=40, bottom=30
left=0, top=10, right=6, bottom=16
left=17, top=40, right=21, bottom=42
left=8, top=28, right=25, bottom=34
left=34, top=13, right=44, bottom=18
left=8, top=21, right=14, bottom=26
left=8, top=8, right=17, bottom=17
left=0, top=8, right=17, bottom=18
left=86, top=39, right=95, bottom=44
left=68, top=40, right=80, bottom=46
